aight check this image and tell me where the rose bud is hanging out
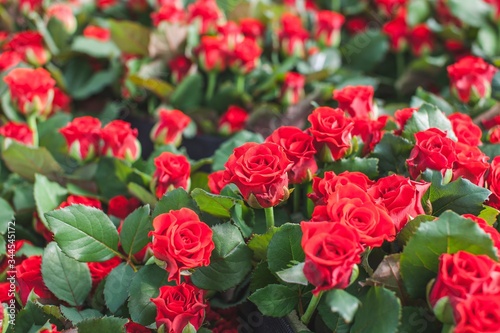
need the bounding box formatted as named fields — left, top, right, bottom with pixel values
left=333, top=85, right=377, bottom=119
left=83, top=25, right=111, bottom=42
left=375, top=0, right=407, bottom=16
left=223, top=142, right=292, bottom=209
left=454, top=294, right=500, bottom=333
left=266, top=126, right=318, bottom=184
left=59, top=116, right=102, bottom=163
left=489, top=125, right=500, bottom=143
left=0, top=51, right=22, bottom=72
left=3, top=67, right=56, bottom=119
left=218, top=21, right=242, bottom=51
left=169, top=55, right=193, bottom=84
left=207, top=170, right=226, bottom=194
left=195, top=36, right=227, bottom=72
left=278, top=13, right=309, bottom=58
left=406, top=128, right=457, bottom=181
left=16, top=256, right=55, bottom=305
left=218, top=105, right=248, bottom=135
left=301, top=222, right=363, bottom=294
left=314, top=10, right=345, bottom=48
left=100, top=120, right=141, bottom=163
left=150, top=208, right=214, bottom=283
left=150, top=108, right=191, bottom=147
left=240, top=18, right=266, bottom=41
left=382, top=10, right=408, bottom=52
left=345, top=16, right=369, bottom=35
left=108, top=195, right=141, bottom=220
left=151, top=3, right=185, bottom=26
left=0, top=122, right=33, bottom=146
left=447, top=56, right=498, bottom=104
left=151, top=283, right=207, bottom=333
left=125, top=322, right=152, bottom=333
left=88, top=257, right=122, bottom=289
left=448, top=113, right=482, bottom=146
left=281, top=72, right=305, bottom=105
left=5, top=31, right=50, bottom=66
left=46, top=3, right=77, bottom=35
left=187, top=0, right=223, bottom=34
left=408, top=24, right=434, bottom=56
left=487, top=156, right=500, bottom=210
left=152, top=152, right=191, bottom=198
left=52, top=88, right=71, bottom=113
left=229, top=37, right=262, bottom=75
left=308, top=107, right=354, bottom=162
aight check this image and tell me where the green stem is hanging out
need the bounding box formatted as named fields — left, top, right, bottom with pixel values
left=264, top=207, right=275, bottom=230
left=236, top=75, right=245, bottom=94
left=396, top=52, right=405, bottom=81
left=206, top=72, right=217, bottom=101
left=27, top=116, right=39, bottom=147
left=301, top=292, right=323, bottom=326
left=293, top=184, right=300, bottom=214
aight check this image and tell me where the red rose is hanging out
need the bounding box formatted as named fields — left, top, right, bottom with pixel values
left=195, top=36, right=227, bottom=72
left=352, top=116, right=388, bottom=155
left=218, top=105, right=248, bottom=135
left=312, top=183, right=396, bottom=248
left=487, top=157, right=500, bottom=209
left=283, top=0, right=317, bottom=10
left=462, top=214, right=500, bottom=255
left=16, top=256, right=55, bottom=304
left=207, top=170, right=226, bottom=195
left=152, top=152, right=191, bottom=198
left=39, top=324, right=61, bottom=333
left=454, top=294, right=500, bottom=333
left=0, top=122, right=33, bottom=146
left=18, top=0, right=43, bottom=12
left=100, top=120, right=141, bottom=162
left=307, top=107, right=354, bottom=162
left=5, top=31, right=49, bottom=66
left=150, top=109, right=191, bottom=146
left=223, top=142, right=292, bottom=209
left=265, top=126, right=318, bottom=184
left=368, top=175, right=430, bottom=231
left=394, top=107, right=417, bottom=134
left=345, top=16, right=368, bottom=35
left=151, top=3, right=185, bottom=26
left=150, top=208, right=214, bottom=284
left=489, top=125, right=500, bottom=143
left=187, top=0, right=223, bottom=34
left=278, top=13, right=309, bottom=58
left=408, top=24, right=434, bottom=56
left=333, top=85, right=376, bottom=119
left=58, top=195, right=102, bottom=210
left=83, top=25, right=110, bottom=42
left=217, top=22, right=241, bottom=51
left=301, top=222, right=363, bottom=294
left=52, top=88, right=71, bottom=113
left=0, top=51, right=22, bottom=71
left=240, top=18, right=265, bottom=41
left=452, top=143, right=489, bottom=187
left=375, top=0, right=407, bottom=16
left=0, top=282, right=11, bottom=303
left=429, top=251, right=500, bottom=307
left=4, top=67, right=56, bottom=119
left=125, top=322, right=152, bottom=333
left=59, top=116, right=102, bottom=162
left=96, top=0, right=117, bottom=9
left=87, top=257, right=122, bottom=288
left=447, top=56, right=498, bottom=103
left=448, top=113, right=482, bottom=146
left=46, top=3, right=77, bottom=34
left=314, top=10, right=344, bottom=48
left=309, top=171, right=373, bottom=206
left=108, top=195, right=141, bottom=220
left=151, top=283, right=207, bottom=333
left=33, top=212, right=54, bottom=242
left=169, top=55, right=192, bottom=84
left=230, top=37, right=262, bottom=75
left=406, top=128, right=457, bottom=180
left=382, top=9, right=408, bottom=52
left=281, top=72, right=305, bottom=105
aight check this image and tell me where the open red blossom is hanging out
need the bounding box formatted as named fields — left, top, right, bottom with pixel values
left=0, top=51, right=22, bottom=71
left=281, top=72, right=305, bottom=105
left=382, top=9, right=408, bottom=52
left=462, top=214, right=500, bottom=255
left=309, top=171, right=373, bottom=206
left=58, top=195, right=102, bottom=210
left=195, top=36, right=227, bottom=72
left=0, top=122, right=33, bottom=146
left=151, top=3, right=185, bottom=26
left=240, top=18, right=265, bottom=40
left=230, top=37, right=262, bottom=74
left=375, top=0, right=407, bottom=16
left=59, top=116, right=102, bottom=162
left=486, top=156, right=500, bottom=210
left=217, top=21, right=242, bottom=50
left=207, top=170, right=226, bottom=195
left=394, top=107, right=417, bottom=134
left=454, top=294, right=500, bottom=333
left=187, top=0, right=223, bottom=34
left=150, top=108, right=191, bottom=146
left=333, top=85, right=376, bottom=119
left=448, top=113, right=482, bottom=146
left=100, top=120, right=141, bottom=162
left=278, top=13, right=309, bottom=58
left=408, top=24, right=434, bottom=56
left=169, top=55, right=192, bottom=84
left=352, top=116, right=388, bottom=155
left=88, top=257, right=122, bottom=288
left=452, top=143, right=489, bottom=187
left=16, top=256, right=56, bottom=304
left=153, top=152, right=191, bottom=198
left=108, top=195, right=141, bottom=220
left=83, top=25, right=111, bottom=42
left=218, top=105, right=248, bottom=135
left=489, top=125, right=500, bottom=143
left=314, top=10, right=345, bottom=47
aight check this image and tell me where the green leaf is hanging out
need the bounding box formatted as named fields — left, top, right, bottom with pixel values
left=371, top=134, right=413, bottom=176
left=326, top=157, right=379, bottom=179
left=407, top=0, right=430, bottom=26
left=230, top=203, right=255, bottom=238
left=267, top=223, right=305, bottom=273
left=2, top=142, right=63, bottom=181
left=127, top=183, right=157, bottom=207
left=448, top=0, right=490, bottom=27
left=340, top=31, right=389, bottom=72
left=478, top=205, right=500, bottom=225
left=324, top=289, right=361, bottom=324
left=34, top=174, right=68, bottom=227
left=108, top=19, right=150, bottom=56
left=276, top=262, right=307, bottom=286
left=120, top=205, right=151, bottom=258
left=94, top=158, right=133, bottom=199
left=411, top=87, right=454, bottom=115
left=128, top=75, right=174, bottom=98
left=77, top=316, right=128, bottom=333
left=45, top=205, right=120, bottom=262
left=1, top=90, right=24, bottom=122
left=42, top=242, right=92, bottom=306
left=60, top=306, right=102, bottom=325
left=152, top=188, right=199, bottom=218
left=402, top=103, right=456, bottom=142
left=250, top=261, right=279, bottom=292
left=400, top=211, right=498, bottom=299
left=476, top=25, right=498, bottom=58
left=398, top=306, right=441, bottom=333
left=15, top=301, right=63, bottom=333
left=0, top=198, right=14, bottom=234
left=480, top=144, right=500, bottom=160
left=104, top=263, right=136, bottom=313
left=128, top=264, right=170, bottom=326
left=71, top=36, right=120, bottom=58
left=212, top=131, right=264, bottom=171
left=317, top=300, right=351, bottom=333
left=248, top=284, right=299, bottom=317
left=351, top=286, right=401, bottom=333
left=397, top=215, right=435, bottom=246
left=170, top=73, right=204, bottom=111
left=191, top=223, right=253, bottom=291
left=191, top=188, right=242, bottom=218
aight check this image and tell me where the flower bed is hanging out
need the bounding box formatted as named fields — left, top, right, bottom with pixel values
left=1, top=0, right=500, bottom=333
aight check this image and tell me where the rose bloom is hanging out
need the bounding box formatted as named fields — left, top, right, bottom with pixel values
left=83, top=25, right=111, bottom=42
left=0, top=282, right=11, bottom=303
left=108, top=195, right=141, bottom=220
left=278, top=13, right=309, bottom=58
left=46, top=3, right=77, bottom=34
left=309, top=170, right=373, bottom=206
left=0, top=122, right=33, bottom=146
left=486, top=156, right=500, bottom=210
left=462, top=214, right=500, bottom=255
left=333, top=85, right=376, bottom=119
left=59, top=116, right=102, bottom=162
left=408, top=24, right=433, bottom=56
left=187, top=0, right=223, bottom=34
left=88, top=257, right=122, bottom=288
left=382, top=10, right=408, bottom=52
left=207, top=170, right=226, bottom=195
left=151, top=283, right=207, bottom=332
left=230, top=37, right=262, bottom=75
left=375, top=0, right=407, bottom=16
left=16, top=256, right=55, bottom=304
left=281, top=72, right=305, bottom=105
left=308, top=107, right=354, bottom=162
left=352, top=116, right=388, bottom=155
left=301, top=222, right=363, bottom=294
left=58, top=195, right=102, bottom=210
left=0, top=51, right=22, bottom=72
left=169, top=55, right=192, bottom=84
left=448, top=113, right=482, bottom=146
left=150, top=109, right=191, bottom=146
left=447, top=56, right=498, bottom=103
left=52, top=88, right=71, bottom=113
left=150, top=208, right=214, bottom=283
left=314, top=10, right=344, bottom=48
left=489, top=125, right=500, bottom=144
left=240, top=18, right=265, bottom=41
left=217, top=21, right=241, bottom=51
left=100, top=120, right=141, bottom=162
left=195, top=36, right=227, bottom=72
left=368, top=175, right=430, bottom=231
left=218, top=105, right=248, bottom=135
left=394, top=107, right=417, bottom=134
left=312, top=183, right=396, bottom=248
left=151, top=3, right=185, bottom=26
left=153, top=152, right=191, bottom=198
left=345, top=16, right=368, bottom=35
left=5, top=31, right=49, bottom=66
left=406, top=128, right=457, bottom=180
left=223, top=142, right=292, bottom=209
left=4, top=67, right=56, bottom=119
left=18, top=0, right=43, bottom=12
left=452, top=143, right=489, bottom=187
left=125, top=322, right=152, bottom=333
left=454, top=294, right=500, bottom=333
left=265, top=126, right=318, bottom=184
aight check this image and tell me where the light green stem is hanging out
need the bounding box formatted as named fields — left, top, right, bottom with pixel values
left=206, top=72, right=217, bottom=101
left=27, top=116, right=39, bottom=147
left=236, top=75, right=245, bottom=93
left=264, top=207, right=275, bottom=230
left=301, top=292, right=323, bottom=326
